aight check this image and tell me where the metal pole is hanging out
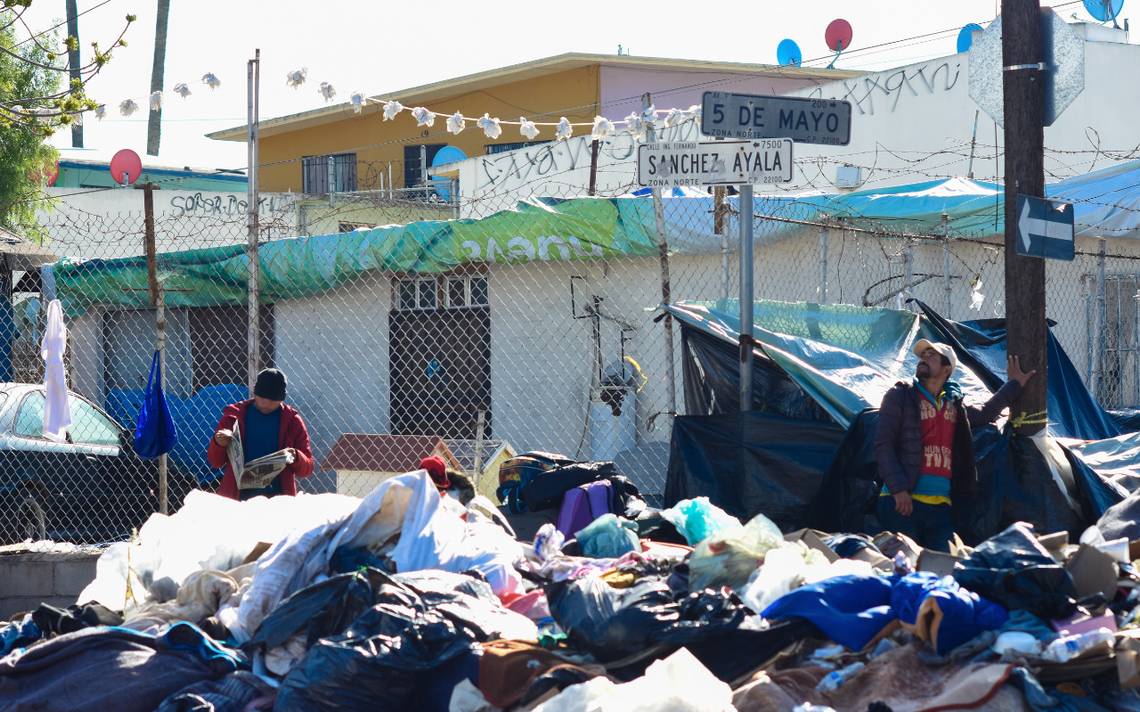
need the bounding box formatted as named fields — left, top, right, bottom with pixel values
left=819, top=219, right=829, bottom=304
left=146, top=0, right=171, bottom=156
left=942, top=214, right=952, bottom=318
left=1084, top=276, right=1093, bottom=385
left=419, top=146, right=428, bottom=195
left=1094, top=238, right=1107, bottom=398
left=739, top=184, right=755, bottom=410
left=143, top=183, right=167, bottom=514
left=388, top=162, right=394, bottom=199
left=645, top=93, right=677, bottom=418
left=588, top=139, right=600, bottom=196
left=246, top=49, right=261, bottom=395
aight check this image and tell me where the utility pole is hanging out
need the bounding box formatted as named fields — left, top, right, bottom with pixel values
left=146, top=0, right=172, bottom=156
left=246, top=49, right=261, bottom=395
left=1002, top=0, right=1048, bottom=434
left=142, top=183, right=168, bottom=514
left=65, top=0, right=82, bottom=148
left=644, top=93, right=677, bottom=419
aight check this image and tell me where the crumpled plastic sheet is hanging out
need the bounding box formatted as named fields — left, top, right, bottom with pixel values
left=739, top=545, right=874, bottom=614
left=687, top=512, right=787, bottom=591
left=235, top=472, right=525, bottom=642
left=532, top=647, right=733, bottom=712
left=78, top=490, right=361, bottom=614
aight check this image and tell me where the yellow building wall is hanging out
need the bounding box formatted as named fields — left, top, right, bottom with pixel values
left=258, top=66, right=601, bottom=193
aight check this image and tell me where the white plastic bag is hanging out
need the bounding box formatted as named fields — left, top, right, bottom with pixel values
left=534, top=648, right=733, bottom=712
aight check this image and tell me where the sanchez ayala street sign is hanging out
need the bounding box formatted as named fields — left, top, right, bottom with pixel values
left=637, top=139, right=793, bottom=188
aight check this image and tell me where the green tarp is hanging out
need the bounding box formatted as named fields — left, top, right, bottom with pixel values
left=53, top=198, right=666, bottom=315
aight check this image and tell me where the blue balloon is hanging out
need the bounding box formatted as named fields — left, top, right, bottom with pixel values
left=1083, top=0, right=1124, bottom=21
left=957, top=23, right=984, bottom=53
left=431, top=145, right=467, bottom=202
left=776, top=39, right=802, bottom=67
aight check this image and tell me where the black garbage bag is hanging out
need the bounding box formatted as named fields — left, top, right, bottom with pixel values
left=386, top=570, right=534, bottom=642
left=521, top=461, right=619, bottom=512
left=275, top=602, right=477, bottom=712
left=953, top=522, right=1077, bottom=620
left=246, top=571, right=374, bottom=651
left=545, top=576, right=753, bottom=663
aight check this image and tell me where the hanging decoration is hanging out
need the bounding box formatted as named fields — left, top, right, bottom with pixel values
left=555, top=117, right=573, bottom=141
left=94, top=104, right=106, bottom=120
left=318, top=82, right=336, bottom=102
left=149, top=91, right=162, bottom=111
left=591, top=115, right=615, bottom=140
left=411, top=106, right=435, bottom=127
left=173, top=83, right=191, bottom=99
left=286, top=68, right=308, bottom=88
left=119, top=99, right=139, bottom=117
left=201, top=73, right=221, bottom=90
left=519, top=117, right=540, bottom=140
left=383, top=100, right=404, bottom=121
left=477, top=113, right=502, bottom=139
left=446, top=111, right=466, bottom=135
left=350, top=91, right=365, bottom=114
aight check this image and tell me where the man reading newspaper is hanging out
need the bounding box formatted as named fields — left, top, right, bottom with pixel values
left=206, top=368, right=314, bottom=500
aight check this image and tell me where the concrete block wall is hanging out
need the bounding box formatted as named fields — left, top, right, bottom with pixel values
left=0, top=546, right=101, bottom=620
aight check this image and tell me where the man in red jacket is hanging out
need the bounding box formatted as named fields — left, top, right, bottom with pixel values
left=206, top=368, right=314, bottom=500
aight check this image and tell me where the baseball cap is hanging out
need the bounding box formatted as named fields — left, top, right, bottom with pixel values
left=913, top=339, right=958, bottom=373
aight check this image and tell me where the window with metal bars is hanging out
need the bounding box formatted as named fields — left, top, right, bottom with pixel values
left=301, top=153, right=358, bottom=194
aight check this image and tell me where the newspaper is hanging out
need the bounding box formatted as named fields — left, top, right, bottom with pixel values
left=222, top=420, right=294, bottom=490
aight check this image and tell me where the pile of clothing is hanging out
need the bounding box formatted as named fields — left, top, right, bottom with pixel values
left=5, top=454, right=1140, bottom=711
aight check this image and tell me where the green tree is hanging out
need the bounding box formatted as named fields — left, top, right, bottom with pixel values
left=0, top=2, right=133, bottom=233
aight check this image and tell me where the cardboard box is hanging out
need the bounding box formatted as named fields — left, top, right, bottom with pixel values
left=1066, top=544, right=1119, bottom=601
left=783, top=529, right=839, bottom=563
left=1037, top=531, right=1070, bottom=560
left=917, top=549, right=959, bottom=578
left=1053, top=611, right=1118, bottom=636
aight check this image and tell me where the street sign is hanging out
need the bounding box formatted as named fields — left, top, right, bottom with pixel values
left=968, top=8, right=1085, bottom=127
left=701, top=92, right=852, bottom=145
left=1016, top=195, right=1075, bottom=261
left=636, top=139, right=793, bottom=188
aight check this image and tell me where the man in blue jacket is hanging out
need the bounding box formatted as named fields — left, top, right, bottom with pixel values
left=874, top=339, right=1036, bottom=551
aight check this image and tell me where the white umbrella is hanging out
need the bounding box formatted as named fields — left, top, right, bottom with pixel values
left=42, top=299, right=70, bottom=442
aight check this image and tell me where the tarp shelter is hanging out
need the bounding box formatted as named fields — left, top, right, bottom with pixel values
left=664, top=299, right=1139, bottom=542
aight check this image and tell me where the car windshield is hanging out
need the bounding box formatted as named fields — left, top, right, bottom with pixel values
left=14, top=391, right=120, bottom=446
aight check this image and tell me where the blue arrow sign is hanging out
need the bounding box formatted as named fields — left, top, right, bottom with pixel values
left=1016, top=195, right=1075, bottom=261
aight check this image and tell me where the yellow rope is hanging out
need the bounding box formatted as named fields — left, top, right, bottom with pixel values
left=1010, top=410, right=1049, bottom=430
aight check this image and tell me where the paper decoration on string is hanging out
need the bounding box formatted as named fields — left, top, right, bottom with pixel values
left=201, top=73, right=221, bottom=90
left=119, top=99, right=139, bottom=117
left=173, top=83, right=191, bottom=99
left=318, top=82, right=336, bottom=101
left=149, top=91, right=162, bottom=111
left=555, top=117, right=573, bottom=140
left=519, top=117, right=540, bottom=140
left=591, top=115, right=615, bottom=140
left=94, top=104, right=106, bottom=120
left=383, top=100, right=403, bottom=121
left=411, top=106, right=435, bottom=127
left=286, top=68, right=308, bottom=88
left=477, top=113, right=502, bottom=139
left=624, top=110, right=645, bottom=140
left=350, top=91, right=365, bottom=114
left=446, top=111, right=465, bottom=135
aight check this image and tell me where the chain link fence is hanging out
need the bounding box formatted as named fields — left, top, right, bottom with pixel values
left=3, top=154, right=1136, bottom=547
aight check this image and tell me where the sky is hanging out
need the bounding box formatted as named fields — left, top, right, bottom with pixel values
left=14, top=0, right=1127, bottom=171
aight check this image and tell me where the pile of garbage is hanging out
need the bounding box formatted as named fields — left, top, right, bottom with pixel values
left=6, top=454, right=1140, bottom=711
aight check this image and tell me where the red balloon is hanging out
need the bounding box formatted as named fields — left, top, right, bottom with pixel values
left=109, top=148, right=143, bottom=185
left=825, top=19, right=853, bottom=52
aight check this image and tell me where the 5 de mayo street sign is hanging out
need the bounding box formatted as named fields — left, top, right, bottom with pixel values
left=1016, top=195, right=1075, bottom=261
left=636, top=139, right=793, bottom=188
left=701, top=91, right=852, bottom=145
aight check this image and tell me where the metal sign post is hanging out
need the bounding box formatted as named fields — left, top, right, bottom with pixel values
left=739, top=185, right=755, bottom=411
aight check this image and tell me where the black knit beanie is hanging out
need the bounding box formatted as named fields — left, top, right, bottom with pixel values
left=254, top=368, right=287, bottom=401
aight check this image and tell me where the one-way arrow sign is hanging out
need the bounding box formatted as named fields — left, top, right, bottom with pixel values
left=1015, top=195, right=1074, bottom=261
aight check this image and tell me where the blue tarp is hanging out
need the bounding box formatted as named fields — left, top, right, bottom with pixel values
left=665, top=299, right=1138, bottom=539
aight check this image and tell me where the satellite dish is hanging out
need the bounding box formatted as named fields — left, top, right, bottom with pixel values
left=109, top=149, right=142, bottom=185
left=430, top=145, right=466, bottom=202
left=825, top=19, right=853, bottom=52
left=776, top=39, right=803, bottom=67
left=957, top=23, right=984, bottom=53
left=1083, top=0, right=1124, bottom=24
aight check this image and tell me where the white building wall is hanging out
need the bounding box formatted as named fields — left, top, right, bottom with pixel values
left=273, top=273, right=392, bottom=467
